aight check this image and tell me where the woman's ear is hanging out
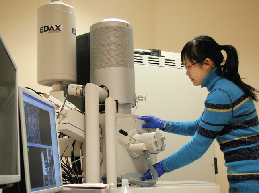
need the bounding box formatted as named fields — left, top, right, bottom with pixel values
left=204, top=58, right=211, bottom=64
left=204, top=58, right=215, bottom=69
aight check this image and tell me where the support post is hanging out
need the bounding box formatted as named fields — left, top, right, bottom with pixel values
left=84, top=83, right=100, bottom=183
left=105, top=97, right=117, bottom=188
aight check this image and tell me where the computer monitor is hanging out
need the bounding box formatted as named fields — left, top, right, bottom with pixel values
left=0, top=32, right=20, bottom=185
left=18, top=86, right=63, bottom=193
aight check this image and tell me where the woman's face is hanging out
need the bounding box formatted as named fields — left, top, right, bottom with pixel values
left=183, top=58, right=214, bottom=86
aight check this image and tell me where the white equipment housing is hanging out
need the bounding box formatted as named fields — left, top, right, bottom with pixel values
left=37, top=0, right=76, bottom=87
left=90, top=19, right=135, bottom=113
left=99, top=113, right=157, bottom=180
left=58, top=109, right=85, bottom=142
left=35, top=1, right=220, bottom=188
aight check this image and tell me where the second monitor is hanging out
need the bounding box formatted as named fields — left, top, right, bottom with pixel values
left=18, top=86, right=62, bottom=193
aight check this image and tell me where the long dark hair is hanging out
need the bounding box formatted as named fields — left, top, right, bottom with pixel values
left=181, top=35, right=258, bottom=101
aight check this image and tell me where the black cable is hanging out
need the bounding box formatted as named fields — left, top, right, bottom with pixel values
left=56, top=94, right=67, bottom=120
left=61, top=162, right=74, bottom=184
left=60, top=158, right=79, bottom=184
left=25, top=87, right=44, bottom=95
left=71, top=140, right=79, bottom=183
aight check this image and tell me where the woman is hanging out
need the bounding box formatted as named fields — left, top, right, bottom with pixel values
left=139, top=35, right=259, bottom=193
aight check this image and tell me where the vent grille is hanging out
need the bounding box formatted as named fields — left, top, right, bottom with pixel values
left=134, top=49, right=184, bottom=68
left=90, top=26, right=134, bottom=70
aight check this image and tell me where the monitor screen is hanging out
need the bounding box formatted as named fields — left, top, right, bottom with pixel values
left=0, top=32, right=20, bottom=185
left=18, top=86, right=62, bottom=193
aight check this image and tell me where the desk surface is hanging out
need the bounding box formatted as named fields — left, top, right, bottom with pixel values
left=58, top=181, right=220, bottom=193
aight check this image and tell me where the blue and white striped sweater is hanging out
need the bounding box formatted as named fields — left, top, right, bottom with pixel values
left=162, top=68, right=259, bottom=192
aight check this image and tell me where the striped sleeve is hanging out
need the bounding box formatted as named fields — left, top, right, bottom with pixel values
left=163, top=117, right=202, bottom=136
left=162, top=89, right=233, bottom=172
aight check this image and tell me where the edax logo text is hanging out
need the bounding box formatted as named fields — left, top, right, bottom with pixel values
left=40, top=25, right=62, bottom=33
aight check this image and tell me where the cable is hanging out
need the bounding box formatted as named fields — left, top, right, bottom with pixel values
left=131, top=103, right=139, bottom=114
left=102, top=177, right=156, bottom=187
left=25, top=87, right=44, bottom=95
left=71, top=140, right=81, bottom=183
left=61, top=138, right=73, bottom=157
left=61, top=162, right=75, bottom=184
left=68, top=156, right=85, bottom=165
left=56, top=94, right=67, bottom=120
left=144, top=150, right=158, bottom=182
left=61, top=158, right=80, bottom=184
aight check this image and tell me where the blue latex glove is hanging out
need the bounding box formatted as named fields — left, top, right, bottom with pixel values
left=142, top=161, right=166, bottom=181
left=138, top=116, right=165, bottom=129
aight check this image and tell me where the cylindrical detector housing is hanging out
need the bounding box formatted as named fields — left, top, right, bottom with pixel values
left=133, top=132, right=164, bottom=154
left=37, top=0, right=76, bottom=87
left=90, top=18, right=135, bottom=105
